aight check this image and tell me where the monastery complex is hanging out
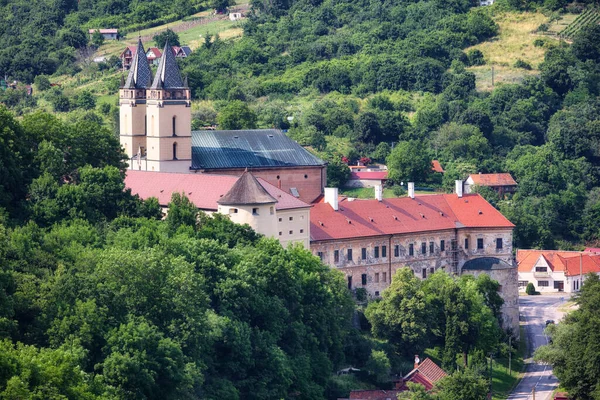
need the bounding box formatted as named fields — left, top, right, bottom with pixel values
left=121, top=38, right=519, bottom=336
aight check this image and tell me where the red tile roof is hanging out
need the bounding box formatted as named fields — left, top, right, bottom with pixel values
left=310, top=194, right=514, bottom=241
left=350, top=171, right=388, bottom=180
left=517, top=250, right=569, bottom=273
left=585, top=247, right=600, bottom=253
left=124, top=170, right=309, bottom=211
left=517, top=249, right=600, bottom=275
left=559, top=254, right=600, bottom=276
left=146, top=47, right=162, bottom=59
left=431, top=160, right=445, bottom=173
left=403, top=358, right=447, bottom=388
left=468, top=173, right=517, bottom=187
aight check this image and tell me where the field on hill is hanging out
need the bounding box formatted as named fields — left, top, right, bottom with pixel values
left=466, top=12, right=547, bottom=90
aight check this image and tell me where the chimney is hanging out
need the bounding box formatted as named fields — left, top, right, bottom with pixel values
left=455, top=180, right=463, bottom=198
left=375, top=184, right=383, bottom=202
left=408, top=182, right=415, bottom=199
left=414, top=355, right=420, bottom=370
left=324, top=187, right=339, bottom=211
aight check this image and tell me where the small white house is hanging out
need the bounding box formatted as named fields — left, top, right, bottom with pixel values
left=517, top=250, right=600, bottom=293
left=88, top=29, right=118, bottom=40
left=346, top=171, right=388, bottom=188
left=229, top=12, right=243, bottom=21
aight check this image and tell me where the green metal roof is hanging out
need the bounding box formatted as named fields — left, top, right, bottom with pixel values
left=191, top=129, right=325, bottom=170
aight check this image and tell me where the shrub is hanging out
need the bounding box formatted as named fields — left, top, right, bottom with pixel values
left=514, top=59, right=532, bottom=70
left=467, top=49, right=486, bottom=66
left=533, top=38, right=546, bottom=47
left=537, top=23, right=549, bottom=32
left=526, top=282, right=536, bottom=295
left=392, top=185, right=407, bottom=197
left=34, top=75, right=51, bottom=91
left=355, top=288, right=368, bottom=302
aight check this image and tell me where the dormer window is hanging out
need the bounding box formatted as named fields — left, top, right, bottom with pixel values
left=252, top=208, right=259, bottom=215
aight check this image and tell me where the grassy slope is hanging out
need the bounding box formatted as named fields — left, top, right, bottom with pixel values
left=466, top=12, right=547, bottom=90
left=491, top=326, right=526, bottom=400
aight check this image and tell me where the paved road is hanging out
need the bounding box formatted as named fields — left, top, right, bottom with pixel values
left=507, top=295, right=569, bottom=400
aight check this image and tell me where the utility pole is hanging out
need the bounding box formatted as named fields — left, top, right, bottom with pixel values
left=489, top=352, right=493, bottom=398
left=580, top=252, right=583, bottom=292
left=532, top=386, right=536, bottom=400
left=508, top=335, right=512, bottom=376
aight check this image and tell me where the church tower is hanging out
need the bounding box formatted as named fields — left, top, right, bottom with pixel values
left=145, top=40, right=192, bottom=173
left=217, top=171, right=279, bottom=238
left=119, top=38, right=152, bottom=169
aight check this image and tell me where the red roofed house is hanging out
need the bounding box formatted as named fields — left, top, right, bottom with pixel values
left=431, top=160, right=444, bottom=174
left=346, top=171, right=388, bottom=188
left=125, top=170, right=311, bottom=248
left=311, top=181, right=519, bottom=335
left=145, top=47, right=162, bottom=65
left=345, top=357, right=447, bottom=400
left=120, top=46, right=137, bottom=69
left=464, top=173, right=517, bottom=196
left=398, top=357, right=447, bottom=391
left=517, top=250, right=600, bottom=293
left=88, top=28, right=118, bottom=40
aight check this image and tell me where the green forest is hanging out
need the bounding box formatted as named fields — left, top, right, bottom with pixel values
left=3, top=0, right=600, bottom=397
left=0, top=109, right=512, bottom=398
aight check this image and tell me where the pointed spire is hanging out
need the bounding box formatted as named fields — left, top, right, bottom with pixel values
left=124, top=38, right=152, bottom=89
left=217, top=171, right=277, bottom=205
left=151, top=39, right=184, bottom=89
left=120, top=73, right=125, bottom=88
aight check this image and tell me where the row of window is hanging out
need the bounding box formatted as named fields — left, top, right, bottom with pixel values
left=282, top=229, right=304, bottom=236
left=520, top=280, right=565, bottom=289
left=278, top=216, right=305, bottom=222
left=347, top=272, right=388, bottom=289
left=325, top=238, right=505, bottom=263
left=348, top=267, right=438, bottom=290
left=465, top=238, right=504, bottom=250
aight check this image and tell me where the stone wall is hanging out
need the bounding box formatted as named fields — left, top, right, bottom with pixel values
left=310, top=227, right=518, bottom=336
left=203, top=165, right=325, bottom=204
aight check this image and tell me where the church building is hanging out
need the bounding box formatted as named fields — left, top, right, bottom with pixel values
left=119, top=39, right=326, bottom=203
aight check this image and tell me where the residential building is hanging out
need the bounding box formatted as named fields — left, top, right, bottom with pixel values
left=346, top=171, right=388, bottom=188
left=397, top=357, right=447, bottom=391
left=344, top=358, right=447, bottom=399
left=88, top=28, right=118, bottom=40
left=517, top=250, right=600, bottom=293
left=145, top=47, right=162, bottom=65
left=431, top=160, right=445, bottom=174
left=310, top=182, right=519, bottom=335
left=125, top=170, right=311, bottom=248
left=172, top=46, right=192, bottom=58
left=464, top=173, right=517, bottom=196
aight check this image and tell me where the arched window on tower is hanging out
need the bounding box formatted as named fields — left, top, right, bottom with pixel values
left=172, top=116, right=176, bottom=136
left=173, top=142, right=178, bottom=160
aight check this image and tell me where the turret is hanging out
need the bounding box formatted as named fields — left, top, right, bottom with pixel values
left=217, top=171, right=278, bottom=237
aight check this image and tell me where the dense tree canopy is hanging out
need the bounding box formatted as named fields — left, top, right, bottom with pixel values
left=535, top=274, right=600, bottom=399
